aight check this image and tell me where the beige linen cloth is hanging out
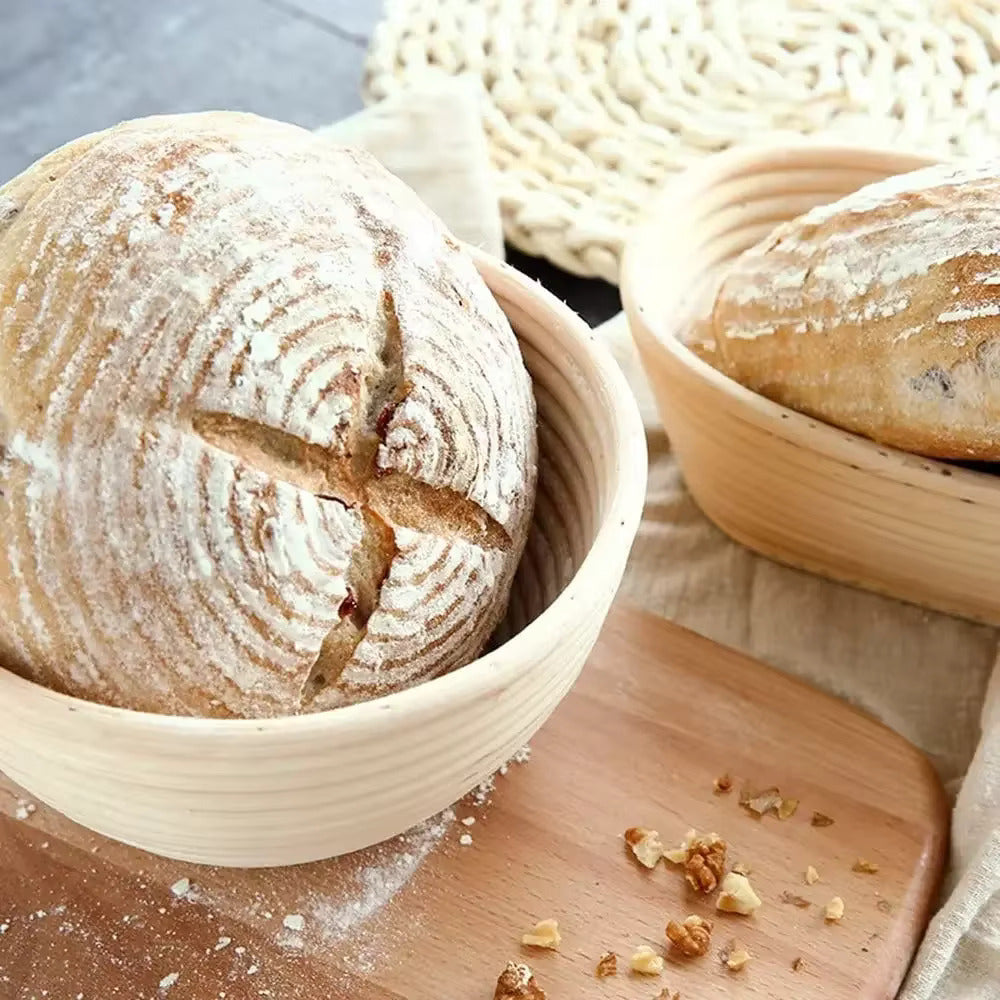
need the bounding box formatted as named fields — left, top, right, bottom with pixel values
left=318, top=77, right=1000, bottom=998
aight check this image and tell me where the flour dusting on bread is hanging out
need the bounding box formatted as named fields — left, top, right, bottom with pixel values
left=0, top=112, right=537, bottom=717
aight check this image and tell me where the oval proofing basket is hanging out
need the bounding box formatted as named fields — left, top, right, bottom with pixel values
left=0, top=252, right=647, bottom=867
left=622, top=143, right=1000, bottom=626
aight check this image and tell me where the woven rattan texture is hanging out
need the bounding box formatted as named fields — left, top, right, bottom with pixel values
left=365, top=0, right=1000, bottom=282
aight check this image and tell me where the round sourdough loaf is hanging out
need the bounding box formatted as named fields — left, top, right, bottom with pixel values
left=0, top=112, right=537, bottom=718
left=702, top=159, right=1000, bottom=460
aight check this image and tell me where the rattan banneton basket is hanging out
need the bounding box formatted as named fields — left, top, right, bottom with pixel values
left=0, top=252, right=647, bottom=867
left=622, top=143, right=1000, bottom=626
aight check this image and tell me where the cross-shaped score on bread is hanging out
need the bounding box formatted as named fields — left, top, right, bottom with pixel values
left=191, top=292, right=511, bottom=706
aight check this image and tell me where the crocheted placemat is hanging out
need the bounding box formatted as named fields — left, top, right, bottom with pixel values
left=365, top=0, right=1000, bottom=283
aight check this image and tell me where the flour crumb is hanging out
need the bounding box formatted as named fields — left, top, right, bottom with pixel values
left=215, top=936, right=232, bottom=951
left=14, top=800, right=36, bottom=821
left=0, top=924, right=8, bottom=934
left=247, top=965, right=259, bottom=976
left=459, top=833, right=474, bottom=846
left=461, top=816, right=476, bottom=827
left=158, top=972, right=179, bottom=994
left=283, top=914, right=305, bottom=932
left=170, top=878, right=191, bottom=898
left=474, top=746, right=532, bottom=801
left=472, top=774, right=496, bottom=806
left=235, top=946, right=246, bottom=956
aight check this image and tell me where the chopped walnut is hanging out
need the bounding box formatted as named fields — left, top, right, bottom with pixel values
left=595, top=952, right=617, bottom=978
left=805, top=865, right=820, bottom=885
left=666, top=915, right=713, bottom=957
left=721, top=938, right=751, bottom=971
left=495, top=962, right=545, bottom=1000
left=656, top=989, right=681, bottom=1000
left=792, top=957, right=804, bottom=972
left=717, top=872, right=762, bottom=915
left=739, top=784, right=783, bottom=817
left=661, top=829, right=726, bottom=890
left=777, top=797, right=799, bottom=820
left=811, top=811, right=835, bottom=827
left=521, top=919, right=560, bottom=950
left=629, top=945, right=664, bottom=975
left=824, top=897, right=845, bottom=922
left=714, top=774, right=733, bottom=794
left=624, top=827, right=665, bottom=869
left=683, top=832, right=727, bottom=893
left=731, top=861, right=752, bottom=876
left=779, top=891, right=811, bottom=909
left=853, top=858, right=879, bottom=874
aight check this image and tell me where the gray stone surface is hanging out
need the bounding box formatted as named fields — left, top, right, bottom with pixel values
left=0, top=0, right=382, bottom=183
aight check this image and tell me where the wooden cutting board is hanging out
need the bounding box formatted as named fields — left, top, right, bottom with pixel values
left=0, top=605, right=947, bottom=1000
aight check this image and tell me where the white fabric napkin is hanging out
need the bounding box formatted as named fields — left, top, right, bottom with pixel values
left=317, top=76, right=1000, bottom=999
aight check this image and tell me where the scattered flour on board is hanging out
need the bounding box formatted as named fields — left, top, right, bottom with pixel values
left=158, top=972, right=179, bottom=994
left=14, top=800, right=36, bottom=820
left=309, top=807, right=455, bottom=947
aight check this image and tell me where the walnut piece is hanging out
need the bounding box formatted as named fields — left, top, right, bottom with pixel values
left=684, top=832, right=727, bottom=893
left=740, top=783, right=799, bottom=819
left=656, top=989, right=681, bottom=1000
left=824, top=896, right=845, bottom=922
left=739, top=784, right=782, bottom=817
left=666, top=915, right=713, bottom=957
left=521, top=919, right=561, bottom=950
left=777, top=797, right=799, bottom=820
left=495, top=962, right=545, bottom=1000
left=624, top=827, right=665, bottom=869
left=779, top=891, right=811, bottom=909
left=792, top=957, right=804, bottom=972
left=630, top=945, right=664, bottom=975
left=714, top=774, right=733, bottom=794
left=721, top=938, right=751, bottom=971
left=717, top=872, right=762, bottom=915
left=731, top=861, right=752, bottom=876
left=662, top=829, right=726, bottom=890
left=805, top=865, right=820, bottom=885
left=811, top=811, right=835, bottom=827
left=853, top=858, right=879, bottom=874
left=595, top=952, right=617, bottom=978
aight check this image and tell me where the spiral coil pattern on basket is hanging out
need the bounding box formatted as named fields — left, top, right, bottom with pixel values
left=365, top=0, right=1000, bottom=283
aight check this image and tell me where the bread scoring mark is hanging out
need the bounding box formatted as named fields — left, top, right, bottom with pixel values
left=191, top=278, right=511, bottom=699
left=367, top=473, right=509, bottom=551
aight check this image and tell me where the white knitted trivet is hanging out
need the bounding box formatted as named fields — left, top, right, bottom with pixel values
left=365, top=0, right=1000, bottom=283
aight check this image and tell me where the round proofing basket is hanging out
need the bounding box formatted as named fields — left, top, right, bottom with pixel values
left=0, top=252, right=647, bottom=868
left=622, top=143, right=1000, bottom=626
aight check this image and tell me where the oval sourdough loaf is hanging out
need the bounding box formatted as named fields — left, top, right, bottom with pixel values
left=702, top=159, right=1000, bottom=460
left=0, top=112, right=537, bottom=718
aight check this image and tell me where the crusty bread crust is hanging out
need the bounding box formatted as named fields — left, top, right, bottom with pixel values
left=0, top=112, right=537, bottom=718
left=706, top=159, right=1000, bottom=460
